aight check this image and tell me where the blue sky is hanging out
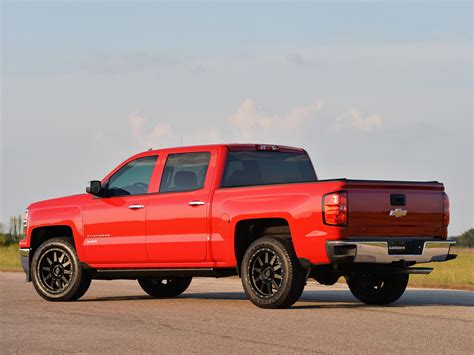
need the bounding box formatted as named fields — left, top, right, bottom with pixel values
left=1, top=1, right=473, bottom=234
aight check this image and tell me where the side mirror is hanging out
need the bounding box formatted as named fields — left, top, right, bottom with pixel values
left=86, top=180, right=103, bottom=196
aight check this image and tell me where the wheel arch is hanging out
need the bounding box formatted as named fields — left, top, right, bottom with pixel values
left=233, top=217, right=292, bottom=275
left=30, top=225, right=76, bottom=256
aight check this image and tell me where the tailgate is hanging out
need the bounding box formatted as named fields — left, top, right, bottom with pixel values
left=346, top=180, right=445, bottom=238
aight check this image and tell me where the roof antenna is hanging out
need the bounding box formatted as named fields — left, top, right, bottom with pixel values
left=180, top=137, right=183, bottom=147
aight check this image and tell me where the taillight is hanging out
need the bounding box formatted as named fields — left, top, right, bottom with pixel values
left=323, top=191, right=347, bottom=226
left=443, top=193, right=450, bottom=227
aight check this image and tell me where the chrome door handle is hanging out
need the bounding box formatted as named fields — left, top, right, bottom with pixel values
left=188, top=201, right=205, bottom=206
left=128, top=204, right=145, bottom=210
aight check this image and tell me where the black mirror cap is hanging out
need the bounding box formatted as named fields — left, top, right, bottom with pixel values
left=86, top=180, right=102, bottom=196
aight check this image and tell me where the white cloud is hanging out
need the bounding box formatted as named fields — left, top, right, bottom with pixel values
left=128, top=111, right=147, bottom=140
left=127, top=111, right=222, bottom=149
left=149, top=123, right=172, bottom=143
left=228, top=98, right=323, bottom=141
left=335, top=108, right=382, bottom=132
left=95, top=130, right=105, bottom=143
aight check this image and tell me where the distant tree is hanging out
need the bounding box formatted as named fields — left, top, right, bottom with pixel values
left=9, top=216, right=15, bottom=237
left=455, top=229, right=474, bottom=248
left=0, top=222, right=5, bottom=246
left=4, top=215, right=24, bottom=244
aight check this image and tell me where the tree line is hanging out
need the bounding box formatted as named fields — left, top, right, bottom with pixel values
left=0, top=215, right=24, bottom=246
left=455, top=228, right=474, bottom=247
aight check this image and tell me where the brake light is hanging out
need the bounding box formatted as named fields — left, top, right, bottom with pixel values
left=323, top=191, right=347, bottom=226
left=256, top=144, right=279, bottom=151
left=443, top=193, right=450, bottom=227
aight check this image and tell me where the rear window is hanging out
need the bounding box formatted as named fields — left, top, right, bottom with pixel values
left=222, top=151, right=317, bottom=188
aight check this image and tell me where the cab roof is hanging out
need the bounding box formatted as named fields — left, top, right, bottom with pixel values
left=141, top=143, right=305, bottom=156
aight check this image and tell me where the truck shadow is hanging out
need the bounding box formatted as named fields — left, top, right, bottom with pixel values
left=81, top=289, right=473, bottom=308
left=295, top=289, right=474, bottom=308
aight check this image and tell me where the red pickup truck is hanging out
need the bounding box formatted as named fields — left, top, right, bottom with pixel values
left=19, top=144, right=456, bottom=308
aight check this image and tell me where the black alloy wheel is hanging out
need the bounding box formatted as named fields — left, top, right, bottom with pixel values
left=241, top=237, right=306, bottom=309
left=38, top=248, right=73, bottom=293
left=31, top=238, right=92, bottom=301
left=138, top=277, right=192, bottom=298
left=249, top=248, right=283, bottom=298
left=346, top=273, right=409, bottom=305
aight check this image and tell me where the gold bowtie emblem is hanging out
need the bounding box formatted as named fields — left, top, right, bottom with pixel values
left=389, top=208, right=408, bottom=218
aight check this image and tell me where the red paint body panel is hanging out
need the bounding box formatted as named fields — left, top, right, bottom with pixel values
left=145, top=147, right=219, bottom=263
left=82, top=194, right=150, bottom=263
left=22, top=144, right=449, bottom=270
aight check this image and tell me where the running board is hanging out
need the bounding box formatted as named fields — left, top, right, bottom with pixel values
left=93, top=268, right=237, bottom=280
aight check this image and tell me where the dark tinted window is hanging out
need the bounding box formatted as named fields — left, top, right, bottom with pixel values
left=107, top=156, right=157, bottom=196
left=222, top=151, right=316, bottom=187
left=160, top=152, right=211, bottom=193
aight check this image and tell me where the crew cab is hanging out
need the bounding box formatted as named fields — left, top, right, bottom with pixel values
left=19, top=144, right=456, bottom=308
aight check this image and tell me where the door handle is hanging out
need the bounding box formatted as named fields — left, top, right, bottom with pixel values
left=128, top=204, right=145, bottom=210
left=188, top=201, right=205, bottom=206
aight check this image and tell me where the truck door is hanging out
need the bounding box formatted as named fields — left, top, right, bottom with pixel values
left=83, top=155, right=158, bottom=264
left=146, top=150, right=216, bottom=263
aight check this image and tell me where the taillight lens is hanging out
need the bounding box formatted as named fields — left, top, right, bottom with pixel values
left=443, top=193, right=450, bottom=227
left=323, top=191, right=347, bottom=226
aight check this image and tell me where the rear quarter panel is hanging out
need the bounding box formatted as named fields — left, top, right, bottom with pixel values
left=211, top=181, right=347, bottom=265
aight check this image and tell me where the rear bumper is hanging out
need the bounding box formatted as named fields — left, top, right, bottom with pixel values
left=326, top=240, right=456, bottom=264
left=19, top=248, right=31, bottom=282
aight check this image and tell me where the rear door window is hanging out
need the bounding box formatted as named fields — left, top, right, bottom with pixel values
left=222, top=151, right=316, bottom=187
left=160, top=152, right=211, bottom=193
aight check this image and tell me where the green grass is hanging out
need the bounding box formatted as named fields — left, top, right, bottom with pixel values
left=0, top=244, right=22, bottom=271
left=408, top=248, right=473, bottom=290
left=1, top=245, right=472, bottom=290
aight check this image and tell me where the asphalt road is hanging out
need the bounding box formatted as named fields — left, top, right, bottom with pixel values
left=1, top=272, right=473, bottom=354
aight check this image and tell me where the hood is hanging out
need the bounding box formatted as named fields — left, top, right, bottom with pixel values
left=28, top=194, right=89, bottom=211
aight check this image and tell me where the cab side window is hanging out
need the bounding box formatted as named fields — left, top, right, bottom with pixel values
left=160, top=152, right=211, bottom=193
left=107, top=156, right=158, bottom=197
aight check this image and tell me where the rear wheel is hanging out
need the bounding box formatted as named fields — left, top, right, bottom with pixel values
left=138, top=277, right=192, bottom=298
left=346, top=273, right=409, bottom=305
left=241, top=237, right=306, bottom=309
left=31, top=238, right=92, bottom=301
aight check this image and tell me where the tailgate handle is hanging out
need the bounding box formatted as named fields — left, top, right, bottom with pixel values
left=390, top=194, right=406, bottom=206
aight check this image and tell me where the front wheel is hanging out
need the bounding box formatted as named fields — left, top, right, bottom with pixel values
left=138, top=277, right=192, bottom=298
left=241, top=237, right=306, bottom=309
left=346, top=273, right=409, bottom=305
left=31, top=238, right=92, bottom=302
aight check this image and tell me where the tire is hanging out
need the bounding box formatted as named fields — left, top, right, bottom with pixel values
left=346, top=273, right=409, bottom=305
left=31, top=238, right=92, bottom=302
left=138, top=277, right=192, bottom=298
left=241, top=237, right=306, bottom=309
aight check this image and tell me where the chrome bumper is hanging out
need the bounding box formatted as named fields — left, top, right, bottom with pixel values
left=326, top=240, right=456, bottom=264
left=19, top=248, right=31, bottom=282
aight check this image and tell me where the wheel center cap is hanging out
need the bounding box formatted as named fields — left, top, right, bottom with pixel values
left=52, top=265, right=63, bottom=277
left=262, top=266, right=274, bottom=281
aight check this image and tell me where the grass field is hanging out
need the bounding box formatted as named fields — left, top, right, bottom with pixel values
left=0, top=244, right=23, bottom=271
left=1, top=245, right=472, bottom=290
left=408, top=248, right=473, bottom=290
